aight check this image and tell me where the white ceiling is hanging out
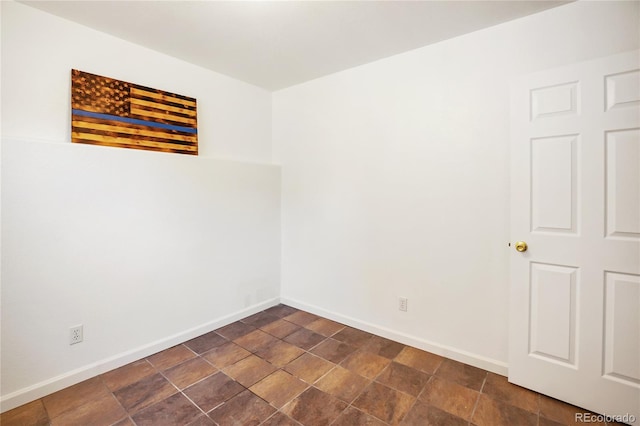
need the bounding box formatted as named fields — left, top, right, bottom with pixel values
left=20, top=1, right=570, bottom=91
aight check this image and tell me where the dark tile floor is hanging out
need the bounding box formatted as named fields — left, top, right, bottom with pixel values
left=1, top=305, right=619, bottom=426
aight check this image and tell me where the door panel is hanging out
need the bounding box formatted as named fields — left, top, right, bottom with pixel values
left=531, top=134, right=578, bottom=233
left=606, top=70, right=640, bottom=111
left=531, top=81, right=580, bottom=120
left=604, top=272, right=640, bottom=387
left=606, top=129, right=640, bottom=238
left=529, top=262, right=577, bottom=365
left=510, top=50, right=640, bottom=423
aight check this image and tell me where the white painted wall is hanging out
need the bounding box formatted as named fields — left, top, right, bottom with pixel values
left=2, top=0, right=639, bottom=412
left=1, top=1, right=272, bottom=163
left=1, top=1, right=279, bottom=410
left=273, top=1, right=640, bottom=371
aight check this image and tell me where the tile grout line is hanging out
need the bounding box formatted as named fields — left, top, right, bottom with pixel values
left=328, top=345, right=432, bottom=426
left=159, top=367, right=206, bottom=417
left=222, top=311, right=314, bottom=424
left=467, top=372, right=488, bottom=425
left=209, top=311, right=325, bottom=424
left=257, top=319, right=368, bottom=426
left=256, top=377, right=310, bottom=426
left=106, top=359, right=159, bottom=426
left=150, top=345, right=225, bottom=423
left=305, top=329, right=428, bottom=425
left=99, top=373, right=134, bottom=426
left=7, top=306, right=541, bottom=426
left=398, top=381, right=424, bottom=424
left=364, top=341, right=441, bottom=425
left=325, top=372, right=377, bottom=426
left=38, top=391, right=53, bottom=425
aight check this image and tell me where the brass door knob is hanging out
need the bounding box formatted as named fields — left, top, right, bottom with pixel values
left=515, top=241, right=528, bottom=252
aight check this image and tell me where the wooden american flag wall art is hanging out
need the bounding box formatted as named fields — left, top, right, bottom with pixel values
left=71, top=69, right=198, bottom=155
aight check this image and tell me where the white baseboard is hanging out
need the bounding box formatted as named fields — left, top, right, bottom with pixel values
left=2, top=296, right=509, bottom=413
left=0, top=298, right=280, bottom=413
left=280, top=297, right=509, bottom=377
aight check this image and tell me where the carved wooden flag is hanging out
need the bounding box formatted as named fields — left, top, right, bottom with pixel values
left=71, top=69, right=198, bottom=155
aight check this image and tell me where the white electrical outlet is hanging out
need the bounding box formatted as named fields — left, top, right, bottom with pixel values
left=70, top=325, right=83, bottom=345
left=399, top=297, right=408, bottom=312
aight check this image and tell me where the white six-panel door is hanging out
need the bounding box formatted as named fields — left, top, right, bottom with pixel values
left=509, top=50, right=640, bottom=423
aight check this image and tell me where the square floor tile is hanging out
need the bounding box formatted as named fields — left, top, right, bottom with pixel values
left=131, top=393, right=201, bottom=426
left=215, top=321, right=256, bottom=340
left=401, top=401, right=468, bottom=426
left=315, top=366, right=370, bottom=403
left=435, top=359, right=487, bottom=391
left=241, top=311, right=281, bottom=328
left=310, top=338, right=357, bottom=363
left=184, top=331, right=227, bottom=354
left=186, top=415, right=215, bottom=426
left=261, top=412, right=302, bottom=426
left=201, top=342, right=251, bottom=369
left=50, top=392, right=126, bottom=426
left=332, top=327, right=373, bottom=347
left=352, top=382, right=415, bottom=424
left=539, top=395, right=606, bottom=426
left=0, top=400, right=49, bottom=426
left=162, top=357, right=217, bottom=389
left=375, top=361, right=430, bottom=397
left=284, top=328, right=326, bottom=350
left=183, top=372, right=244, bottom=412
left=208, top=390, right=276, bottom=426
left=394, top=347, right=443, bottom=375
left=113, top=373, right=177, bottom=414
left=472, top=394, right=538, bottom=426
left=284, top=353, right=335, bottom=384
left=362, top=336, right=406, bottom=359
left=43, top=377, right=112, bottom=418
left=263, top=304, right=299, bottom=318
left=223, top=354, right=277, bottom=387
left=419, top=376, right=479, bottom=421
left=233, top=329, right=279, bottom=352
left=250, top=370, right=308, bottom=408
left=341, top=350, right=391, bottom=379
left=538, top=417, right=567, bottom=426
left=304, top=318, right=345, bottom=337
left=10, top=309, right=594, bottom=426
left=146, top=345, right=195, bottom=371
left=254, top=340, right=305, bottom=367
left=259, top=319, right=301, bottom=339
left=284, top=311, right=319, bottom=326
left=482, top=372, right=538, bottom=413
left=281, top=387, right=348, bottom=426
left=332, top=406, right=388, bottom=426
left=101, top=360, right=156, bottom=393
